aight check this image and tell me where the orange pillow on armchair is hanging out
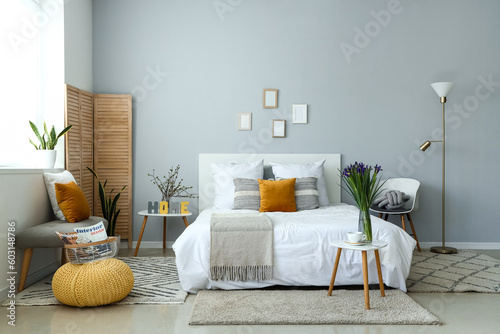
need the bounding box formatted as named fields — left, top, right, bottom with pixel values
left=55, top=181, right=90, bottom=223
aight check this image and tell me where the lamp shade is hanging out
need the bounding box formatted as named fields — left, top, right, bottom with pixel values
left=431, top=82, right=454, bottom=98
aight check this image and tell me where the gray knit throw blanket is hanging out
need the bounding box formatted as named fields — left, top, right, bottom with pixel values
left=210, top=213, right=273, bottom=281
left=373, top=190, right=410, bottom=210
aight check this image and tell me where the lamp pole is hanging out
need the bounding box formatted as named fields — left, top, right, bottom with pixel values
left=430, top=96, right=457, bottom=254
left=421, top=82, right=457, bottom=254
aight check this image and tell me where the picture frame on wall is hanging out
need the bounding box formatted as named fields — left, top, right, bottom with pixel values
left=272, top=119, right=286, bottom=138
left=238, top=113, right=252, bottom=130
left=292, top=104, right=308, bottom=124
left=263, top=89, right=278, bottom=108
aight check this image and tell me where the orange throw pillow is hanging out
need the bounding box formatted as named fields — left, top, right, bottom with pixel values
left=55, top=181, right=90, bottom=223
left=258, top=178, right=297, bottom=212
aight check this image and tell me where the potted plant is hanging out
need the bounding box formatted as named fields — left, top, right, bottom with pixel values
left=340, top=162, right=386, bottom=242
left=87, top=167, right=126, bottom=236
left=29, top=121, right=72, bottom=168
left=148, top=165, right=197, bottom=210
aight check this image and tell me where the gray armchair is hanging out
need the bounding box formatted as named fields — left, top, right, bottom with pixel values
left=17, top=217, right=108, bottom=291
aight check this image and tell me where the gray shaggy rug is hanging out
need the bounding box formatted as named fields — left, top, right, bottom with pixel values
left=189, top=289, right=441, bottom=325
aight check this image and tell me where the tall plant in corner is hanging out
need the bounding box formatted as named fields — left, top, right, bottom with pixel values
left=87, top=167, right=126, bottom=236
left=29, top=121, right=72, bottom=150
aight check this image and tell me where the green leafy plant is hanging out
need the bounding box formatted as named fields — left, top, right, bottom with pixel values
left=29, top=121, right=73, bottom=150
left=148, top=165, right=197, bottom=202
left=340, top=162, right=386, bottom=242
left=340, top=162, right=385, bottom=210
left=87, top=167, right=126, bottom=236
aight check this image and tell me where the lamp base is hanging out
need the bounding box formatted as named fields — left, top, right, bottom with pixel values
left=430, top=246, right=458, bottom=254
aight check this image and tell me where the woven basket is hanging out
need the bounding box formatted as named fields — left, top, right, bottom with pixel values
left=52, top=258, right=134, bottom=307
left=65, top=236, right=119, bottom=264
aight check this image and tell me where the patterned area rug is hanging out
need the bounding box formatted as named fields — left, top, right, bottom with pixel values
left=4, top=257, right=187, bottom=306
left=407, top=250, right=500, bottom=293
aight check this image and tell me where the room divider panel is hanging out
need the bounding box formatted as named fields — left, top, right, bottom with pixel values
left=64, top=85, right=133, bottom=248
left=65, top=84, right=94, bottom=213
left=93, top=94, right=133, bottom=247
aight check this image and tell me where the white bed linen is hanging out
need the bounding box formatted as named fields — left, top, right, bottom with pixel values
left=173, top=204, right=416, bottom=293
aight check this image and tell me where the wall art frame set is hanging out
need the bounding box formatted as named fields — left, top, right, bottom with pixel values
left=238, top=89, right=309, bottom=137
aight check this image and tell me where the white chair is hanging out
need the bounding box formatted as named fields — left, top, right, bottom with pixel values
left=370, top=178, right=421, bottom=252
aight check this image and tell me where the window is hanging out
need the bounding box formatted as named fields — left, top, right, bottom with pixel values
left=0, top=0, right=41, bottom=166
left=1, top=0, right=65, bottom=168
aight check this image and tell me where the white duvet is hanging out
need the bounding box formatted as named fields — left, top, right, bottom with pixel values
left=173, top=204, right=416, bottom=293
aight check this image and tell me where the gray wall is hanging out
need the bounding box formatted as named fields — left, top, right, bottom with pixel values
left=64, top=0, right=93, bottom=92
left=92, top=0, right=500, bottom=247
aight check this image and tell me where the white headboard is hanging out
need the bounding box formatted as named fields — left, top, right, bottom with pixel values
left=198, top=154, right=342, bottom=212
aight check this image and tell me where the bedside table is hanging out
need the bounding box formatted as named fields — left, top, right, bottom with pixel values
left=327, top=240, right=388, bottom=310
left=134, top=210, right=192, bottom=257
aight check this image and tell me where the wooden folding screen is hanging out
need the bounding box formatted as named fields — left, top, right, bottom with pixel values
left=93, top=94, right=133, bottom=248
left=65, top=86, right=133, bottom=248
left=65, top=85, right=94, bottom=213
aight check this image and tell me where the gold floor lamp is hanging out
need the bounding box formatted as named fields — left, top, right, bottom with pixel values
left=420, top=82, right=458, bottom=254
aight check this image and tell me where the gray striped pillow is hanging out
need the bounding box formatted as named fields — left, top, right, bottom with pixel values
left=294, top=177, right=320, bottom=210
left=233, top=178, right=260, bottom=210
left=277, top=176, right=319, bottom=210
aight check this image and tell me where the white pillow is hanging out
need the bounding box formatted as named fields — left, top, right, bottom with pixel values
left=211, top=160, right=264, bottom=209
left=43, top=170, right=77, bottom=220
left=270, top=159, right=330, bottom=206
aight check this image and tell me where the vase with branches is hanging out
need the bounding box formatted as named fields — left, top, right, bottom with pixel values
left=87, top=167, right=126, bottom=236
left=148, top=165, right=197, bottom=204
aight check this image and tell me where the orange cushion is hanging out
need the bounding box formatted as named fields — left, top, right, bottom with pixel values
left=258, top=178, right=297, bottom=212
left=55, top=181, right=90, bottom=223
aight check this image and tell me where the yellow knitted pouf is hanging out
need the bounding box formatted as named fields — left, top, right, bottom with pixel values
left=52, top=258, right=134, bottom=307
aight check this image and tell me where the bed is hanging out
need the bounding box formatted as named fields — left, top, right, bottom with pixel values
left=173, top=154, right=416, bottom=293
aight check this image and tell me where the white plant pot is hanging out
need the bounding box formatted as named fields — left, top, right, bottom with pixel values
left=34, top=150, right=57, bottom=169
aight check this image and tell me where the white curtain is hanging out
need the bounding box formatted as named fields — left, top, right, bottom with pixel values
left=0, top=0, right=41, bottom=166
left=0, top=0, right=65, bottom=167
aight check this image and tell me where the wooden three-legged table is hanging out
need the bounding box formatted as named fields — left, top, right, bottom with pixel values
left=328, top=240, right=388, bottom=310
left=135, top=210, right=192, bottom=256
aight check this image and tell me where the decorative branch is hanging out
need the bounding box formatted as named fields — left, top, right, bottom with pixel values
left=148, top=165, right=198, bottom=202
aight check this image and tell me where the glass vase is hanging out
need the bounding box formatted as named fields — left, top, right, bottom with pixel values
left=358, top=209, right=373, bottom=243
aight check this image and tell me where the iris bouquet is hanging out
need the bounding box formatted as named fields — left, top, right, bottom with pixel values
left=340, top=162, right=385, bottom=242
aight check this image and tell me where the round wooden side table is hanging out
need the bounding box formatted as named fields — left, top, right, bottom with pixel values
left=135, top=210, right=192, bottom=256
left=327, top=240, right=388, bottom=310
